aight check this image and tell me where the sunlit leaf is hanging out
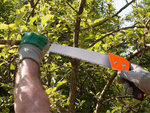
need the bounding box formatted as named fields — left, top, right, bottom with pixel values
left=56, top=80, right=67, bottom=88
left=146, top=12, right=150, bottom=16
left=94, top=18, right=103, bottom=24
left=0, top=24, right=8, bottom=30
left=30, top=16, right=37, bottom=25
left=134, top=7, right=143, bottom=15
left=14, top=12, right=25, bottom=25
left=8, top=24, right=16, bottom=30
left=41, top=15, right=54, bottom=26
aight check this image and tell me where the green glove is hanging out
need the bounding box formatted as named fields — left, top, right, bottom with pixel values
left=117, top=63, right=150, bottom=94
left=18, top=32, right=50, bottom=65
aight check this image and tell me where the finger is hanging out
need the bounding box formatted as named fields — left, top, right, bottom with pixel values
left=124, top=82, right=130, bottom=89
left=127, top=87, right=133, bottom=94
left=117, top=70, right=145, bottom=85
left=117, top=77, right=125, bottom=84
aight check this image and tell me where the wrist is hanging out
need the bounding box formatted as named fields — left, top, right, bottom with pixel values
left=18, top=44, right=42, bottom=65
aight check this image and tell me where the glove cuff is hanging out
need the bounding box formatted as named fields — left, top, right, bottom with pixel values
left=18, top=44, right=42, bottom=65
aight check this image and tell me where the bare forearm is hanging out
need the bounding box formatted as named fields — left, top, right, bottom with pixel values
left=14, top=59, right=51, bottom=113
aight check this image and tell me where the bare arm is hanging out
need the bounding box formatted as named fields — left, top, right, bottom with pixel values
left=14, top=59, right=51, bottom=113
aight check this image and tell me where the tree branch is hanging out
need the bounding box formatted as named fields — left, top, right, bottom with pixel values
left=69, top=0, right=86, bottom=113
left=73, top=17, right=81, bottom=47
left=81, top=0, right=135, bottom=31
left=89, top=25, right=148, bottom=47
left=0, top=40, right=20, bottom=45
left=26, top=0, right=40, bottom=22
left=78, top=0, right=86, bottom=15
left=66, top=1, right=78, bottom=14
left=143, top=18, right=150, bottom=47
left=95, top=71, right=117, bottom=113
left=101, top=95, right=133, bottom=105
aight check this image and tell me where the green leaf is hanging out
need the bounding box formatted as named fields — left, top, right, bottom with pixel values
left=41, top=15, right=54, bottom=26
left=0, top=24, right=8, bottom=30
left=8, top=24, right=16, bottom=30
left=8, top=89, right=14, bottom=94
left=135, top=7, right=143, bottom=15
left=14, top=12, right=25, bottom=25
left=10, top=64, right=15, bottom=70
left=146, top=12, right=150, bottom=17
left=56, top=80, right=67, bottom=89
left=94, top=18, right=103, bottom=24
left=106, top=0, right=112, bottom=3
left=30, top=16, right=37, bottom=25
left=45, top=88, right=51, bottom=95
left=1, top=83, right=13, bottom=89
left=87, top=0, right=93, bottom=3
left=0, top=62, right=5, bottom=66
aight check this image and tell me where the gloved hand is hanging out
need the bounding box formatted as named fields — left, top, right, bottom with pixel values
left=18, top=32, right=50, bottom=65
left=117, top=63, right=150, bottom=94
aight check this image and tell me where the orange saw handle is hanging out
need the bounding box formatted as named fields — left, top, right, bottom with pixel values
left=108, top=53, right=144, bottom=101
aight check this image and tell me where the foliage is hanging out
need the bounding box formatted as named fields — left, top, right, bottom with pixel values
left=1, top=0, right=150, bottom=112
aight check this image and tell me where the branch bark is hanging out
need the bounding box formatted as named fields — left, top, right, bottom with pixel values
left=69, top=0, right=86, bottom=113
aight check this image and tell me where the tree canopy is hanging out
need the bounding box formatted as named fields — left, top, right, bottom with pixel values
left=1, top=0, right=150, bottom=112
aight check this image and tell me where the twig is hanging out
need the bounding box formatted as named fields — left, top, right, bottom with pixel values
left=127, top=46, right=150, bottom=61
left=0, top=40, right=20, bottom=45
left=65, top=1, right=78, bottom=14
left=81, top=0, right=136, bottom=31
left=82, top=66, right=98, bottom=93
left=125, top=0, right=129, bottom=4
left=26, top=0, right=40, bottom=22
left=102, top=95, right=133, bottom=105
left=95, top=71, right=118, bottom=113
left=89, top=24, right=147, bottom=47
left=0, top=59, right=9, bottom=64
left=143, top=18, right=150, bottom=47
left=56, top=101, right=69, bottom=113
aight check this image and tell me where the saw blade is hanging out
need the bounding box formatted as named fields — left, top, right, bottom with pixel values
left=49, top=44, right=112, bottom=69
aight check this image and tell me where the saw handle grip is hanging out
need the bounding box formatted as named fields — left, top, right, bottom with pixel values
left=127, top=80, right=144, bottom=101
left=126, top=66, right=144, bottom=101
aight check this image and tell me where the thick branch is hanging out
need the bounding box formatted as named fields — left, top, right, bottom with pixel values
left=78, top=0, right=86, bottom=15
left=69, top=0, right=86, bottom=113
left=81, top=0, right=135, bottom=31
left=73, top=17, right=81, bottom=47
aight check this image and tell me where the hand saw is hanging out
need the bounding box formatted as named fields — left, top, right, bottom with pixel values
left=49, top=44, right=144, bottom=101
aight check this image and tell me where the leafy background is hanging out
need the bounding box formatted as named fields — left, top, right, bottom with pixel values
left=1, top=0, right=150, bottom=112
